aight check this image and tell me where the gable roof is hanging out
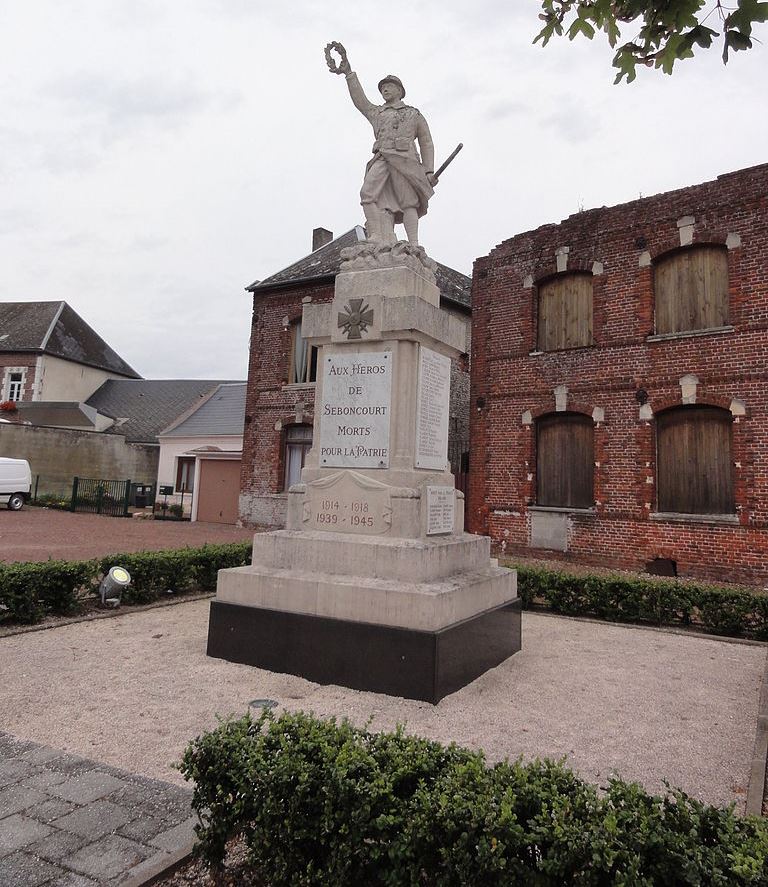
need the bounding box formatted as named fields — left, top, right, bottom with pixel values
left=86, top=379, right=241, bottom=444
left=0, top=301, right=140, bottom=378
left=247, top=227, right=471, bottom=311
left=160, top=383, right=246, bottom=438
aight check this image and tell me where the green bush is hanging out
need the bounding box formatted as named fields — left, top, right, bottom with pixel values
left=179, top=711, right=768, bottom=886
left=0, top=542, right=252, bottom=623
left=96, top=543, right=252, bottom=605
left=512, top=562, right=768, bottom=640
left=32, top=493, right=72, bottom=510
left=0, top=560, right=95, bottom=623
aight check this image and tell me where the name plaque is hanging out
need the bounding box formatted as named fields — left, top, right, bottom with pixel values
left=415, top=346, right=451, bottom=470
left=303, top=471, right=392, bottom=536
left=319, top=352, right=392, bottom=469
left=426, top=485, right=455, bottom=535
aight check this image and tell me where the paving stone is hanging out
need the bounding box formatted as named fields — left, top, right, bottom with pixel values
left=64, top=833, right=151, bottom=881
left=52, top=798, right=133, bottom=839
left=24, top=796, right=78, bottom=824
left=106, top=781, right=192, bottom=827
left=0, top=783, right=48, bottom=817
left=21, top=769, right=69, bottom=792
left=26, top=826, right=88, bottom=863
left=117, top=813, right=169, bottom=843
left=45, top=755, right=97, bottom=777
left=49, top=769, right=125, bottom=804
left=0, top=850, right=65, bottom=886
left=0, top=758, right=38, bottom=786
left=19, top=744, right=66, bottom=766
left=149, top=815, right=196, bottom=852
left=46, top=873, right=100, bottom=887
left=0, top=734, right=36, bottom=757
left=0, top=813, right=53, bottom=854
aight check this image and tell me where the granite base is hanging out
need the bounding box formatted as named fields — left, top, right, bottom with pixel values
left=206, top=598, right=522, bottom=704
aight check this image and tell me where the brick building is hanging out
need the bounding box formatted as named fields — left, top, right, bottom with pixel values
left=239, top=226, right=472, bottom=528
left=468, top=162, right=768, bottom=585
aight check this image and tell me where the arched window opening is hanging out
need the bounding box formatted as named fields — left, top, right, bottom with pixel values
left=656, top=405, right=734, bottom=514
left=654, top=245, right=728, bottom=335
left=537, top=273, right=593, bottom=351
left=536, top=412, right=594, bottom=508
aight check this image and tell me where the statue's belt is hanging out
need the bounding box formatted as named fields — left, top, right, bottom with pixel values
left=372, top=137, right=412, bottom=153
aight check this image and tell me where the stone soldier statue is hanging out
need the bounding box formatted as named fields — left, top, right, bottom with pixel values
left=326, top=43, right=437, bottom=247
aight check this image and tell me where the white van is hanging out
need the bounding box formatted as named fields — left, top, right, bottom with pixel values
left=0, top=457, right=32, bottom=510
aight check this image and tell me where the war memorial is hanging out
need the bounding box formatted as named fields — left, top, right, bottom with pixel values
left=206, top=43, right=521, bottom=702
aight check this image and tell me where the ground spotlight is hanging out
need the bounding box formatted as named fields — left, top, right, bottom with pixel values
left=99, top=566, right=131, bottom=608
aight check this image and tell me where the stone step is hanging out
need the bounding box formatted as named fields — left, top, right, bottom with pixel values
left=250, top=529, right=492, bottom=583
left=215, top=562, right=517, bottom=632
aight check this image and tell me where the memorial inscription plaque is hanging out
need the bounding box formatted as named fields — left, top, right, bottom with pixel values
left=415, top=346, right=451, bottom=470
left=303, top=471, right=392, bottom=535
left=426, top=485, right=455, bottom=535
left=319, top=351, right=392, bottom=469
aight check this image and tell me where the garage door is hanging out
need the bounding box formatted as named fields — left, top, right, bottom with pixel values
left=197, top=459, right=241, bottom=524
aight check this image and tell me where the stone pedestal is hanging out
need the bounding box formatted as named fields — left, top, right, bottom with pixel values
left=207, top=245, right=520, bottom=703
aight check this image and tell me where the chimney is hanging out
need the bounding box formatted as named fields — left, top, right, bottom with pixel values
left=312, top=227, right=333, bottom=251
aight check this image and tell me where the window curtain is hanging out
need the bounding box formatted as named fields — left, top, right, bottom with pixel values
left=293, top=322, right=307, bottom=383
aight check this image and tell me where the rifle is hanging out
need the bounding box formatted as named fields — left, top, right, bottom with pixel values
left=432, top=143, right=463, bottom=184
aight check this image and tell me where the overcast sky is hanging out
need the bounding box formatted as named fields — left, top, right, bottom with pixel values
left=2, top=2, right=766, bottom=381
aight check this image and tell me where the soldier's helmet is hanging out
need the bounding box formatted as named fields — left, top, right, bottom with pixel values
left=377, top=75, right=405, bottom=99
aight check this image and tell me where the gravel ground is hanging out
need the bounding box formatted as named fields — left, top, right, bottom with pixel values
left=0, top=506, right=252, bottom=563
left=0, top=599, right=762, bottom=813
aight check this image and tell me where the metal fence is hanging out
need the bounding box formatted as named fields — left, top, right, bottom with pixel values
left=71, top=477, right=131, bottom=517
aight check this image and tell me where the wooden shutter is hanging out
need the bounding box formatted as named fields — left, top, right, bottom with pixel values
left=657, top=407, right=734, bottom=514
left=654, top=247, right=728, bottom=334
left=537, top=274, right=593, bottom=351
left=537, top=413, right=594, bottom=508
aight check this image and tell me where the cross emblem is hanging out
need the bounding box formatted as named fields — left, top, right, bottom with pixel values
left=337, top=299, right=374, bottom=339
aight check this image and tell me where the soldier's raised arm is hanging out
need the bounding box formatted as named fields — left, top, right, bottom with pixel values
left=344, top=70, right=377, bottom=121
left=325, top=42, right=377, bottom=122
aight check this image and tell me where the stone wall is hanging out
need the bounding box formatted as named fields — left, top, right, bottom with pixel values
left=0, top=424, right=158, bottom=497
left=468, top=162, right=768, bottom=585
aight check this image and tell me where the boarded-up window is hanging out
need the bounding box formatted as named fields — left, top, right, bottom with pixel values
left=537, top=273, right=593, bottom=351
left=657, top=406, right=734, bottom=514
left=537, top=413, right=594, bottom=508
left=654, top=246, right=729, bottom=334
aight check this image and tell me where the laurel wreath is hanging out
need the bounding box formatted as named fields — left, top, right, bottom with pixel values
left=324, top=41, right=348, bottom=74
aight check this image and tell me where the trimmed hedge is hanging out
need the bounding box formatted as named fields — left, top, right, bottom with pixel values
left=512, top=562, right=768, bottom=640
left=0, top=560, right=94, bottom=623
left=0, top=542, right=252, bottom=623
left=180, top=711, right=768, bottom=886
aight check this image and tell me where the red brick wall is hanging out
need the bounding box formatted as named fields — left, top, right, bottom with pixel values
left=468, top=162, right=768, bottom=585
left=239, top=281, right=335, bottom=528
left=0, top=355, right=37, bottom=402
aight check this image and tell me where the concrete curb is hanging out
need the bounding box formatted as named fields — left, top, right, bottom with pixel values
left=119, top=817, right=197, bottom=886
left=529, top=608, right=768, bottom=647
left=0, top=592, right=215, bottom=639
left=746, top=649, right=768, bottom=816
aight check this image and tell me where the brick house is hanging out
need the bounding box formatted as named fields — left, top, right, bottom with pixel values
left=468, top=162, right=768, bottom=585
left=239, top=226, right=472, bottom=528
